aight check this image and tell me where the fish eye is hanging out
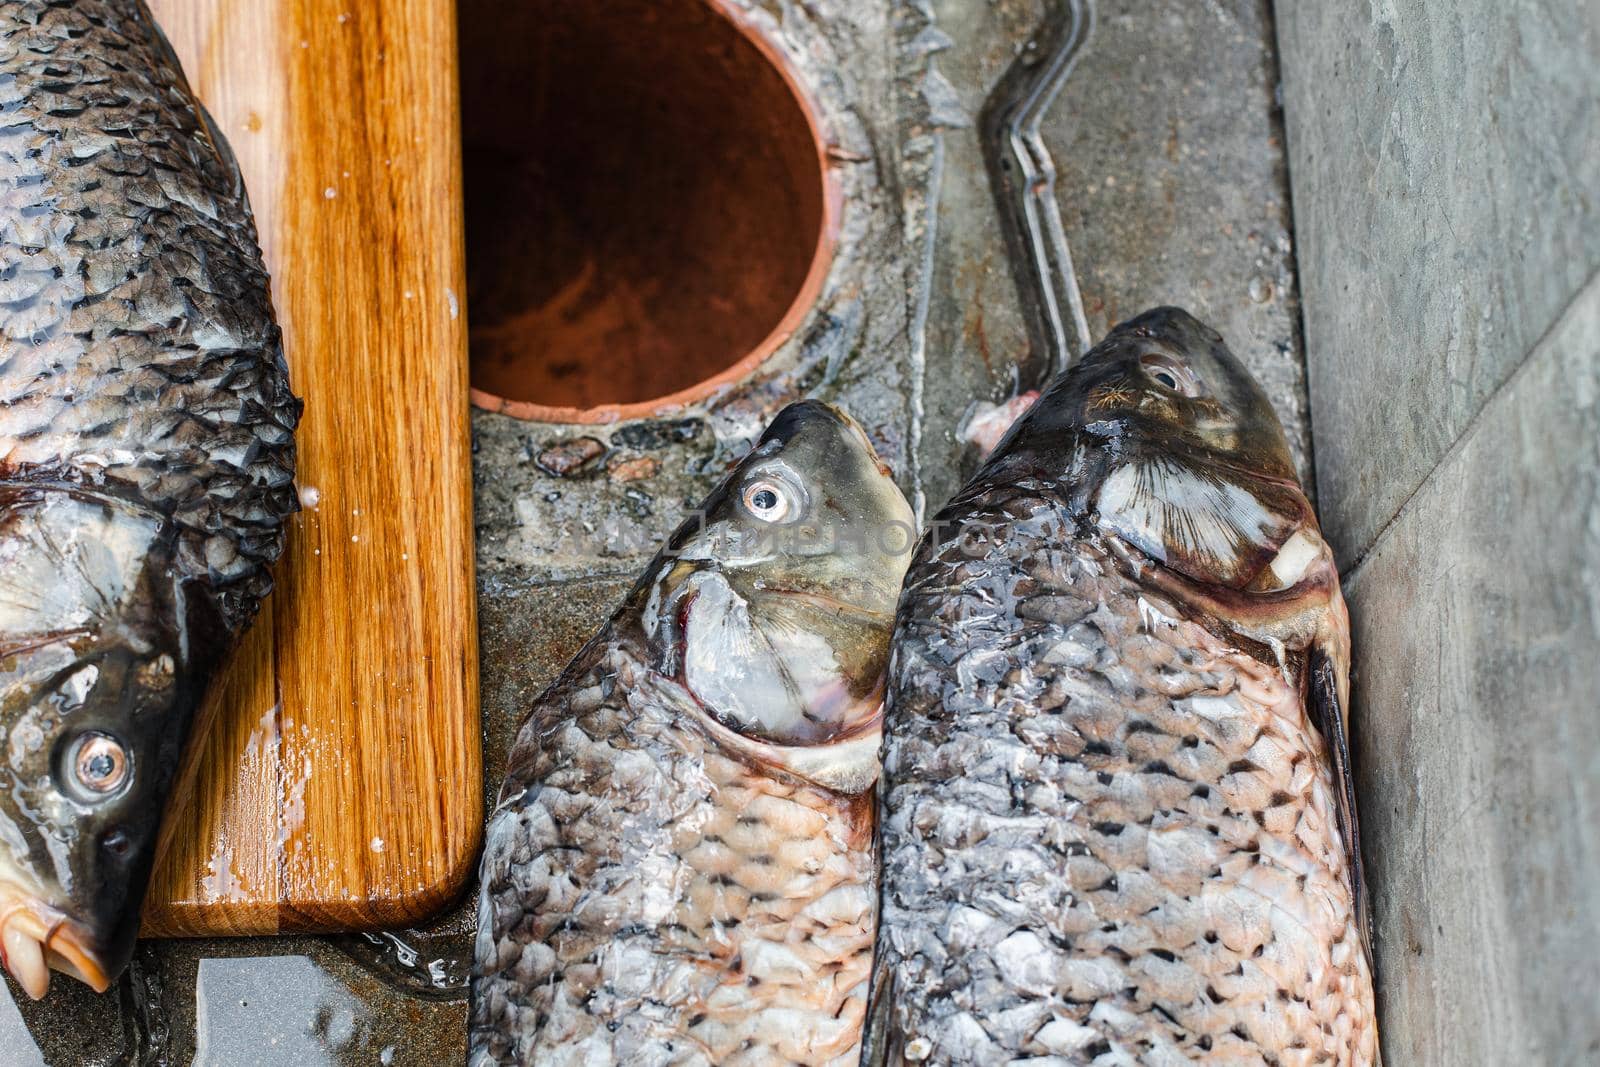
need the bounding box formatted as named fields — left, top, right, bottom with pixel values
left=742, top=478, right=795, bottom=523
left=67, top=732, right=130, bottom=799
left=1141, top=353, right=1204, bottom=397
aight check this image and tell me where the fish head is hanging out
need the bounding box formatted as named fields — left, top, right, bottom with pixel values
left=0, top=492, right=200, bottom=999
left=993, top=307, right=1335, bottom=614
left=641, top=400, right=914, bottom=792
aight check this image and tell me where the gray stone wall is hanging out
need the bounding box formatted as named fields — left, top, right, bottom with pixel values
left=1277, top=2, right=1600, bottom=1062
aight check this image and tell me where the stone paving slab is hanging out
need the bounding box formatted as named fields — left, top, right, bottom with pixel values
left=1343, top=272, right=1600, bottom=1065
left=1278, top=0, right=1600, bottom=567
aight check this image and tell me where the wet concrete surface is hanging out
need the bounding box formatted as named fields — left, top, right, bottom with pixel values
left=0, top=0, right=1309, bottom=1061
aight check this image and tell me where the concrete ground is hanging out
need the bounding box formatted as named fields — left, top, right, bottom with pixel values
left=0, top=0, right=1309, bottom=1062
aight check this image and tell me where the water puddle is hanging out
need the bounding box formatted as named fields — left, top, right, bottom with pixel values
left=332, top=930, right=471, bottom=1002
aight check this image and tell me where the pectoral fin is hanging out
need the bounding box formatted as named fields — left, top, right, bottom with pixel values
left=1308, top=643, right=1370, bottom=958
left=860, top=899, right=899, bottom=1067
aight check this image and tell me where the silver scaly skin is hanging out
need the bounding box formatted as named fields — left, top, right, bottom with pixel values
left=472, top=401, right=913, bottom=1066
left=872, top=308, right=1377, bottom=1065
left=0, top=0, right=298, bottom=998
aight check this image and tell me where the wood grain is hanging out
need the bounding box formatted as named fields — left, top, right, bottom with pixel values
left=140, top=0, right=480, bottom=937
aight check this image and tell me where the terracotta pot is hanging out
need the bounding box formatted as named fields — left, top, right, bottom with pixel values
left=459, top=0, right=838, bottom=423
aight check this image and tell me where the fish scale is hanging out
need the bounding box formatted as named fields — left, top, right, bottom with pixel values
left=0, top=0, right=296, bottom=617
left=473, top=638, right=876, bottom=1067
left=880, top=496, right=1374, bottom=1066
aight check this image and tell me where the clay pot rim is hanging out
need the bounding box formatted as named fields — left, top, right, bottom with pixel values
left=467, top=0, right=842, bottom=426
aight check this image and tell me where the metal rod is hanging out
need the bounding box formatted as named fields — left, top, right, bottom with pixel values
left=980, top=0, right=1094, bottom=378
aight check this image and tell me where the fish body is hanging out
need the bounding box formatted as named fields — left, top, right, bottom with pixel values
left=472, top=401, right=914, bottom=1066
left=0, top=0, right=297, bottom=996
left=873, top=308, right=1376, bottom=1064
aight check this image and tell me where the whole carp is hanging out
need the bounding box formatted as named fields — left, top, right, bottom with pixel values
left=471, top=401, right=915, bottom=1065
left=872, top=308, right=1376, bottom=1064
left=0, top=2, right=297, bottom=997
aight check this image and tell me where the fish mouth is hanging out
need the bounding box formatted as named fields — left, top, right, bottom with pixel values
left=0, top=885, right=111, bottom=999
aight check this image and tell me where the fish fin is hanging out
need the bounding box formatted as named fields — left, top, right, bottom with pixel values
left=133, top=3, right=253, bottom=215
left=860, top=925, right=898, bottom=1067
left=194, top=97, right=249, bottom=207
left=650, top=565, right=710, bottom=679
left=679, top=574, right=830, bottom=742
left=1308, top=643, right=1371, bottom=960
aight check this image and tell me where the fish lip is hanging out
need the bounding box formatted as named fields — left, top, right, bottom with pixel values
left=45, top=921, right=111, bottom=994
left=0, top=885, right=112, bottom=998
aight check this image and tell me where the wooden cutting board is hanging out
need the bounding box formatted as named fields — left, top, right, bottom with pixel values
left=139, top=0, right=480, bottom=937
